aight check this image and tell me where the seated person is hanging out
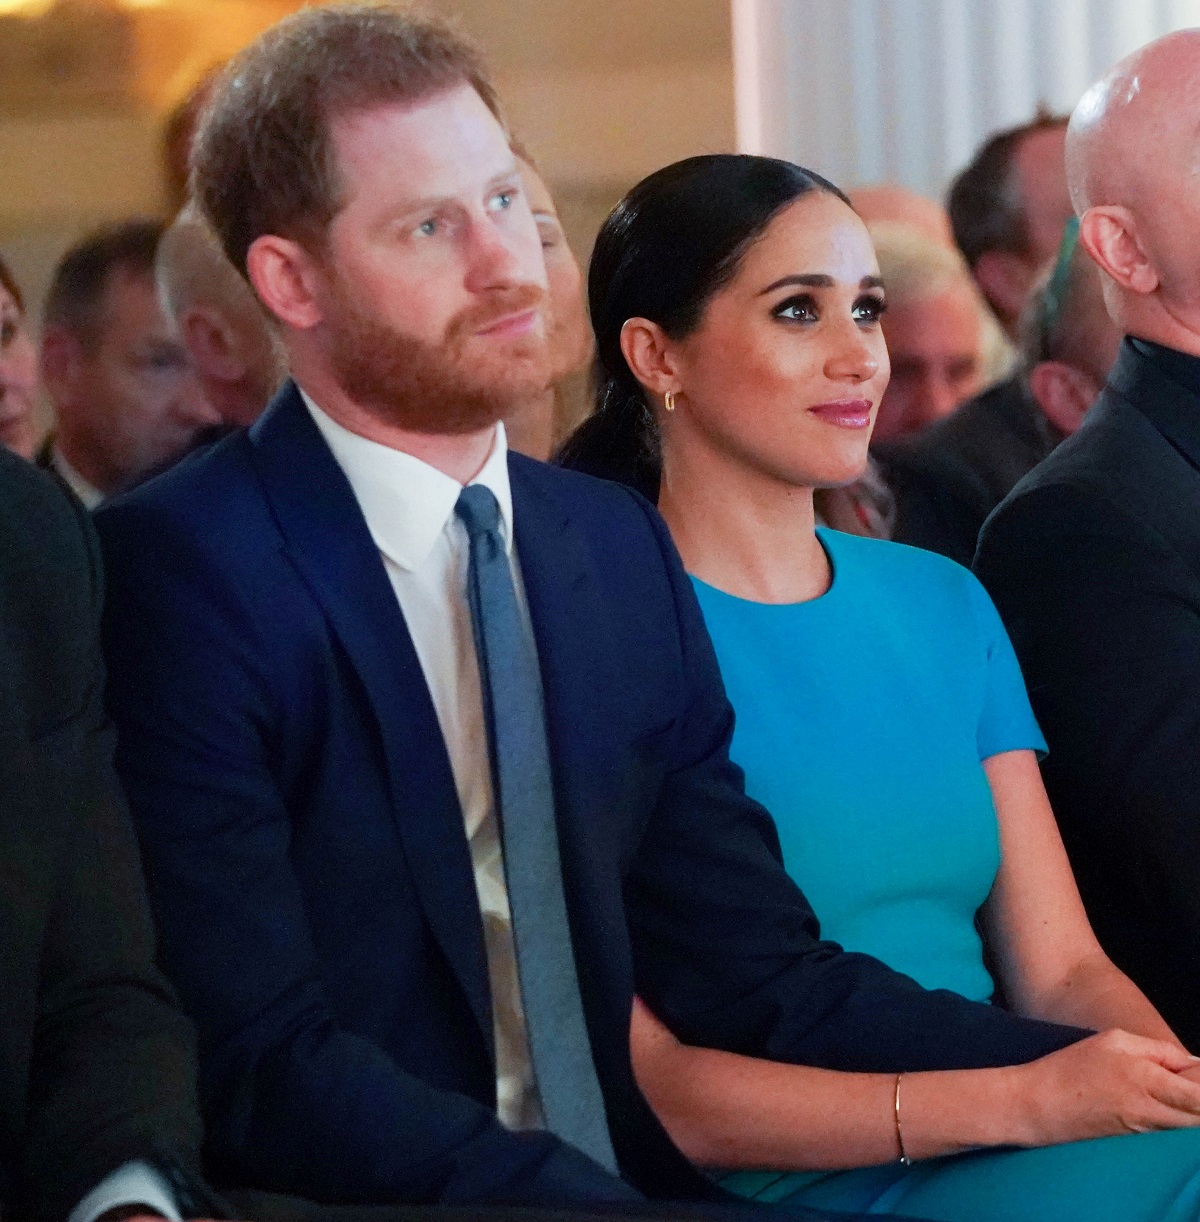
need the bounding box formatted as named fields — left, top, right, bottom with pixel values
left=847, top=185, right=954, bottom=250
left=947, top=112, right=1073, bottom=344
left=559, top=151, right=1200, bottom=1222
left=975, top=30, right=1200, bottom=1056
left=501, top=144, right=593, bottom=461
left=0, top=255, right=41, bottom=460
left=0, top=446, right=222, bottom=1222
left=96, top=7, right=1121, bottom=1219
left=866, top=224, right=1002, bottom=443
left=877, top=220, right=1120, bottom=565
left=39, top=220, right=219, bottom=508
left=156, top=203, right=285, bottom=430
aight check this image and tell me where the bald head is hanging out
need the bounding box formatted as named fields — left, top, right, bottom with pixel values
left=848, top=185, right=955, bottom=249
left=1068, top=30, right=1200, bottom=348
left=157, top=205, right=283, bottom=426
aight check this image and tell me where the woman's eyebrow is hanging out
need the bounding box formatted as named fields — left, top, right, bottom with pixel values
left=758, top=273, right=884, bottom=296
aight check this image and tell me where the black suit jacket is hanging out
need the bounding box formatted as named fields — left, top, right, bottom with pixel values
left=876, top=377, right=1063, bottom=566
left=974, top=339, right=1200, bottom=1051
left=96, top=383, right=1084, bottom=1211
left=0, top=450, right=212, bottom=1222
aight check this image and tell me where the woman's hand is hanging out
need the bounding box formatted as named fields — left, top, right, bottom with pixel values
left=1008, top=1029, right=1200, bottom=1146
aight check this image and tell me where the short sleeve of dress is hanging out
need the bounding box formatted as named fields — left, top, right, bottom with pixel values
left=964, top=568, right=1048, bottom=761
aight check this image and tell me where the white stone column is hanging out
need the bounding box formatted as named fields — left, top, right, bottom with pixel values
left=733, top=0, right=1200, bottom=196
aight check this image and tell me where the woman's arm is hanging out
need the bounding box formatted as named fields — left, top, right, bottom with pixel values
left=979, top=749, right=1181, bottom=1045
left=631, top=999, right=1200, bottom=1171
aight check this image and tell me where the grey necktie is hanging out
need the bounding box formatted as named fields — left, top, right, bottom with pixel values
left=455, top=484, right=618, bottom=1173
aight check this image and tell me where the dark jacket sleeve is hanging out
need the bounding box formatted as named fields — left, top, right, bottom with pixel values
left=975, top=481, right=1200, bottom=1049
left=877, top=449, right=989, bottom=567
left=94, top=499, right=639, bottom=1210
left=624, top=493, right=1087, bottom=1072
left=7, top=474, right=210, bottom=1222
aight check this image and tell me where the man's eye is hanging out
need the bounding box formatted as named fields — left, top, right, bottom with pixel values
left=773, top=295, right=818, bottom=323
left=489, top=190, right=515, bottom=212
left=417, top=218, right=439, bottom=237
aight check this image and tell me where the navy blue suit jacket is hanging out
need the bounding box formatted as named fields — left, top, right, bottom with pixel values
left=96, top=383, right=1083, bottom=1210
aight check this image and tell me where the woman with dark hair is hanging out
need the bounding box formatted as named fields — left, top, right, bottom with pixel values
left=0, top=256, right=40, bottom=461
left=560, top=154, right=1200, bottom=1220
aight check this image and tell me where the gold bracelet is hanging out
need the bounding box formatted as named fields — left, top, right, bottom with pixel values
left=894, top=1072, right=912, bottom=1165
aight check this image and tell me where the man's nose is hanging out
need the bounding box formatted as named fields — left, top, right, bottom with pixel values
left=464, top=215, right=541, bottom=294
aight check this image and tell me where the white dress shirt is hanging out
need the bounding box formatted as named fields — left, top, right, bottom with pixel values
left=303, top=391, right=543, bottom=1131
left=50, top=445, right=104, bottom=511
left=68, top=1161, right=180, bottom=1222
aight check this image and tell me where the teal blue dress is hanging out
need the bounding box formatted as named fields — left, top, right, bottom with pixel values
left=693, top=529, right=1200, bottom=1222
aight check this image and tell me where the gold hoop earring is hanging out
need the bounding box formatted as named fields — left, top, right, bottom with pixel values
left=664, top=390, right=677, bottom=413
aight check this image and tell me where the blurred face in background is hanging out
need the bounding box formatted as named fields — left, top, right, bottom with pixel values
left=0, top=279, right=39, bottom=460
left=1013, top=125, right=1074, bottom=274
left=501, top=157, right=592, bottom=459
left=43, top=267, right=218, bottom=495
left=520, top=159, right=592, bottom=384
left=873, top=282, right=985, bottom=441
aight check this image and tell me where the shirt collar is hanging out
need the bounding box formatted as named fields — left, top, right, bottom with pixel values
left=1124, top=338, right=1200, bottom=472
left=51, top=444, right=104, bottom=511
left=300, top=388, right=514, bottom=572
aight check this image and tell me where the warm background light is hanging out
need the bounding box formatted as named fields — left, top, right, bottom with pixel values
left=0, top=0, right=733, bottom=412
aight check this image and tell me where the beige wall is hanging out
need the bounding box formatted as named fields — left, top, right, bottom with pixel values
left=0, top=0, right=734, bottom=325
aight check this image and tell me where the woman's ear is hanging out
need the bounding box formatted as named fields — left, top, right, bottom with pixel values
left=619, top=317, right=681, bottom=403
left=1078, top=206, right=1158, bottom=296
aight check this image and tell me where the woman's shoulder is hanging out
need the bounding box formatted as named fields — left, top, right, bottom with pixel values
left=822, top=528, right=982, bottom=598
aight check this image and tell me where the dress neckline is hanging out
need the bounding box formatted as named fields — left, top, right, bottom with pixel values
left=689, top=527, right=840, bottom=609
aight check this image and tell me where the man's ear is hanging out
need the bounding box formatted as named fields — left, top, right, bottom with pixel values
left=180, top=306, right=246, bottom=382
left=246, top=235, right=326, bottom=330
left=39, top=324, right=83, bottom=405
left=1078, top=206, right=1158, bottom=295
left=1027, top=360, right=1100, bottom=436
left=972, top=250, right=1036, bottom=326
left=619, top=317, right=681, bottom=407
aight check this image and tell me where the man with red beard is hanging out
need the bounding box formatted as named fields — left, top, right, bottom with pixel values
left=95, top=6, right=1086, bottom=1219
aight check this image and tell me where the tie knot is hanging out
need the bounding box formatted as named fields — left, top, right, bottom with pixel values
left=456, top=483, right=503, bottom=542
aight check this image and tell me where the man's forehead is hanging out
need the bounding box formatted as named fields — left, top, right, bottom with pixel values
left=330, top=87, right=513, bottom=196
left=92, top=267, right=170, bottom=344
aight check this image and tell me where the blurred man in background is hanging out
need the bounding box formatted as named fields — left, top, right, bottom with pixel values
left=868, top=223, right=999, bottom=442
left=948, top=112, right=1073, bottom=341
left=157, top=204, right=284, bottom=430
left=879, top=220, right=1119, bottom=565
left=849, top=184, right=955, bottom=249
left=39, top=219, right=218, bottom=508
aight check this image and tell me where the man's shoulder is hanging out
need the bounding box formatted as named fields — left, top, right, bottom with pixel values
left=96, top=430, right=265, bottom=555
left=976, top=388, right=1198, bottom=590
left=511, top=454, right=665, bottom=546
left=0, top=448, right=94, bottom=595
left=988, top=387, right=1168, bottom=529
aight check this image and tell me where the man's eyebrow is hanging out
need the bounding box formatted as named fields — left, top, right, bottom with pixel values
left=385, top=164, right=523, bottom=219
left=758, top=273, right=884, bottom=295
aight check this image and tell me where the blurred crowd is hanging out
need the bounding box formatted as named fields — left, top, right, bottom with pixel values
left=4, top=8, right=1200, bottom=1222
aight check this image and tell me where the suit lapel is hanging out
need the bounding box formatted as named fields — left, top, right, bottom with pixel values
left=508, top=460, right=622, bottom=931
left=248, top=384, right=493, bottom=1054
